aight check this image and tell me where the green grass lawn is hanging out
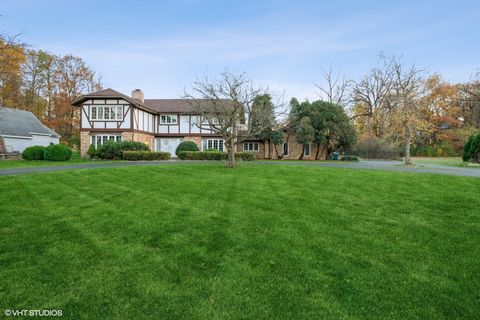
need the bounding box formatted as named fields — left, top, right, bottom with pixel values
left=411, top=156, right=480, bottom=168
left=0, top=164, right=479, bottom=319
left=0, top=152, right=116, bottom=169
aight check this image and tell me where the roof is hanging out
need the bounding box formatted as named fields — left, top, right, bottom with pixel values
left=71, top=88, right=157, bottom=113
left=144, top=99, right=232, bottom=113
left=0, top=107, right=60, bottom=138
left=72, top=88, right=233, bottom=114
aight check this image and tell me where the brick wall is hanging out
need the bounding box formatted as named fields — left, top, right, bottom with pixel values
left=80, top=132, right=90, bottom=157
left=184, top=136, right=202, bottom=150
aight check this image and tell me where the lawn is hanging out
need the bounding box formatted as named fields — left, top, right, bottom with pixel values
left=411, top=156, right=480, bottom=168
left=0, top=164, right=478, bottom=319
left=0, top=152, right=115, bottom=169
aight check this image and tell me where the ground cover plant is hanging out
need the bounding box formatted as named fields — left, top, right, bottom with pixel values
left=0, top=164, right=478, bottom=319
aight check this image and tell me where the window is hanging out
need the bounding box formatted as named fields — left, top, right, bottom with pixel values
left=202, top=139, right=224, bottom=151
left=160, top=114, right=177, bottom=124
left=91, top=134, right=122, bottom=148
left=304, top=143, right=311, bottom=157
left=90, top=105, right=123, bottom=120
left=283, top=142, right=289, bottom=156
left=243, top=142, right=259, bottom=151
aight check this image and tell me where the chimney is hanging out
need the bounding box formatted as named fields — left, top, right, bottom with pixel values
left=131, top=89, right=144, bottom=103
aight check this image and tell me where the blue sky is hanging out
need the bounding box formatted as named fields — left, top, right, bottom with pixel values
left=1, top=0, right=479, bottom=101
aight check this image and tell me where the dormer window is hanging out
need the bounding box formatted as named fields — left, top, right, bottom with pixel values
left=160, top=114, right=177, bottom=124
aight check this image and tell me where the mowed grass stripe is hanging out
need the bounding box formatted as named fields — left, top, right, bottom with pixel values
left=0, top=164, right=479, bottom=319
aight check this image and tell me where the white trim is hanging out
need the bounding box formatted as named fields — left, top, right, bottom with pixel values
left=304, top=143, right=311, bottom=157
left=202, top=138, right=224, bottom=151
left=160, top=114, right=178, bottom=124
left=0, top=134, right=31, bottom=140
left=30, top=132, right=55, bottom=137
left=243, top=142, right=259, bottom=151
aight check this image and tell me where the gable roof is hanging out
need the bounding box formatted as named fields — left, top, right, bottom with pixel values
left=72, top=88, right=233, bottom=114
left=71, top=88, right=157, bottom=113
left=0, top=107, right=60, bottom=138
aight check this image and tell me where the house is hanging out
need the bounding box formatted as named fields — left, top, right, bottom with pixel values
left=0, top=106, right=60, bottom=153
left=72, top=88, right=327, bottom=160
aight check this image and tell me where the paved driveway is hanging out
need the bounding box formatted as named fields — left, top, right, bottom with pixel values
left=0, top=160, right=479, bottom=178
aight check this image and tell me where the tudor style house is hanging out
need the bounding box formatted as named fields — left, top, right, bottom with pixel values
left=72, top=88, right=328, bottom=160
left=73, top=88, right=230, bottom=157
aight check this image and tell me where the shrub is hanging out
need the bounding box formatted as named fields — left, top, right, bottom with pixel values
left=204, top=148, right=221, bottom=152
left=122, top=151, right=171, bottom=161
left=352, top=137, right=401, bottom=160
left=22, top=145, right=46, bottom=160
left=463, top=133, right=480, bottom=163
left=177, top=151, right=255, bottom=161
left=175, top=141, right=199, bottom=157
left=97, top=140, right=149, bottom=160
left=44, top=144, right=72, bottom=161
left=87, top=144, right=97, bottom=159
left=341, top=155, right=360, bottom=161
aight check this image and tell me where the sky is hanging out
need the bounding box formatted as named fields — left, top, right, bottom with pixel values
left=1, top=0, right=479, bottom=101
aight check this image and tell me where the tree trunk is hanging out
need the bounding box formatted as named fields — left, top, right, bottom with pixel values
left=273, top=144, right=281, bottom=159
left=299, top=146, right=304, bottom=160
left=404, top=123, right=411, bottom=165
left=227, top=146, right=236, bottom=167
left=315, top=143, right=320, bottom=160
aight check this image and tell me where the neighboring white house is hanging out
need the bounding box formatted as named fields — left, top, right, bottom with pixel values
left=0, top=106, right=60, bottom=153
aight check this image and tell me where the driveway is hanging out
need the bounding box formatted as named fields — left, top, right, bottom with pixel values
left=0, top=160, right=479, bottom=178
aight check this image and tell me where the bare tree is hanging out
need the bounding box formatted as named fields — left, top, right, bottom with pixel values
left=314, top=66, right=351, bottom=108
left=184, top=71, right=276, bottom=167
left=351, top=54, right=396, bottom=137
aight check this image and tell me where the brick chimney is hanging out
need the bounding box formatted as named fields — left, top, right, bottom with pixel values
left=131, top=89, right=144, bottom=103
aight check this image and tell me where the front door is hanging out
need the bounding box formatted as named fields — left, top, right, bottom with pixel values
left=156, top=138, right=182, bottom=157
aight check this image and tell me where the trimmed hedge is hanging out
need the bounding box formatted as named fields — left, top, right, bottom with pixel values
left=97, top=140, right=149, bottom=159
left=175, top=141, right=199, bottom=156
left=44, top=144, right=72, bottom=161
left=341, top=155, right=360, bottom=162
left=177, top=151, right=255, bottom=161
left=122, top=151, right=171, bottom=161
left=22, top=145, right=46, bottom=160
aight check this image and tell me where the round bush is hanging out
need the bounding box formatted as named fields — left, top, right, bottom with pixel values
left=22, top=145, right=46, bottom=160
left=463, top=133, right=480, bottom=163
left=87, top=144, right=97, bottom=159
left=44, top=144, right=72, bottom=161
left=175, top=141, right=199, bottom=157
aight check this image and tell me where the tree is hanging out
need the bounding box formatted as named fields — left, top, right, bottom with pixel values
left=295, top=117, right=315, bottom=159
left=185, top=71, right=275, bottom=167
left=314, top=66, right=351, bottom=109
left=0, top=33, right=26, bottom=106
left=289, top=99, right=356, bottom=160
left=50, top=54, right=102, bottom=142
left=351, top=54, right=395, bottom=138
left=266, top=130, right=284, bottom=159
left=388, top=56, right=431, bottom=165
left=21, top=50, right=55, bottom=118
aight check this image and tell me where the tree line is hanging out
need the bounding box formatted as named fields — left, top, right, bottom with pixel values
left=315, top=55, right=480, bottom=162
left=0, top=33, right=101, bottom=144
